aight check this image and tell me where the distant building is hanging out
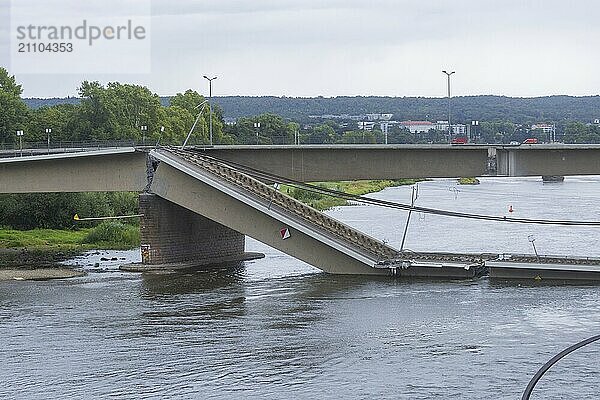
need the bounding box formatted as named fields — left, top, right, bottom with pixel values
left=357, top=121, right=376, bottom=131
left=530, top=123, right=555, bottom=134
left=434, top=121, right=449, bottom=131
left=434, top=120, right=466, bottom=135
left=366, top=113, right=394, bottom=121
left=594, top=119, right=600, bottom=124
left=309, top=114, right=366, bottom=121
left=399, top=121, right=434, bottom=134
left=452, top=124, right=467, bottom=135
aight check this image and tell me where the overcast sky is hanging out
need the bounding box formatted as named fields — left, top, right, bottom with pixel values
left=1, top=0, right=599, bottom=98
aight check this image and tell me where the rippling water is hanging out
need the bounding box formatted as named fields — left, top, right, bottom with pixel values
left=1, top=177, right=599, bottom=399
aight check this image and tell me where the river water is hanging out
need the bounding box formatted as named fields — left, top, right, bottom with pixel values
left=1, top=177, right=599, bottom=399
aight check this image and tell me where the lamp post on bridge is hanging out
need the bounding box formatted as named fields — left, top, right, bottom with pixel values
left=203, top=75, right=217, bottom=146
left=16, top=130, right=24, bottom=156
left=140, top=125, right=148, bottom=146
left=442, top=70, right=455, bottom=142
left=45, top=128, right=52, bottom=154
left=157, top=126, right=165, bottom=146
left=254, top=122, right=261, bottom=145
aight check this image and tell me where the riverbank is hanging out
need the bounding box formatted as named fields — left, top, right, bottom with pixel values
left=0, top=268, right=85, bottom=281
left=0, top=224, right=140, bottom=269
left=283, top=179, right=424, bottom=210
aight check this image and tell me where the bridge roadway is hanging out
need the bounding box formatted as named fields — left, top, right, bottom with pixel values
left=194, top=144, right=600, bottom=180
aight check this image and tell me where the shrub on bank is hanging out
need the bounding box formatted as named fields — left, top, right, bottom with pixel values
left=82, top=221, right=140, bottom=248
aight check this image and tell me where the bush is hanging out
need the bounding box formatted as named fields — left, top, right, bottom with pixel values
left=0, top=192, right=139, bottom=230
left=83, top=221, right=140, bottom=248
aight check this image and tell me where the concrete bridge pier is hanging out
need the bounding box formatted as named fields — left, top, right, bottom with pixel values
left=122, top=193, right=263, bottom=271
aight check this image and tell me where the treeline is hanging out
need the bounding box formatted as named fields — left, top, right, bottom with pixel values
left=26, top=95, right=600, bottom=125
left=0, top=192, right=139, bottom=230
left=208, top=95, right=600, bottom=125
left=1, top=68, right=230, bottom=146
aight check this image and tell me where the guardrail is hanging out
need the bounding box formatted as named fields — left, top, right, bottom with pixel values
left=0, top=140, right=139, bottom=151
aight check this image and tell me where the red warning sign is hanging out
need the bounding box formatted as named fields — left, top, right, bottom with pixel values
left=280, top=228, right=291, bottom=240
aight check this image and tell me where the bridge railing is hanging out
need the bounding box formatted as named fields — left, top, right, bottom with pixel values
left=0, top=139, right=139, bottom=151
left=0, top=140, right=145, bottom=157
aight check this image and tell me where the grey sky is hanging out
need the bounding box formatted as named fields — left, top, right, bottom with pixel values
left=1, top=0, right=599, bottom=98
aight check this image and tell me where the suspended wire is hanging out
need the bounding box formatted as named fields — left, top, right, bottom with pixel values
left=182, top=150, right=600, bottom=227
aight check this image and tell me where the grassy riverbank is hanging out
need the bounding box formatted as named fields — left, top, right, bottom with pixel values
left=283, top=179, right=423, bottom=210
left=0, top=222, right=140, bottom=250
left=0, top=222, right=140, bottom=268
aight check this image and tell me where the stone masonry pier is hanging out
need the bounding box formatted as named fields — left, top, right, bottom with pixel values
left=123, top=193, right=263, bottom=271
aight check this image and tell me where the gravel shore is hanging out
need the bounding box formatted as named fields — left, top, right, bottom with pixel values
left=0, top=268, right=86, bottom=281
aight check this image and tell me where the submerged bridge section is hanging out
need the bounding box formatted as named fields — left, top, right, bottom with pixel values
left=147, top=148, right=400, bottom=275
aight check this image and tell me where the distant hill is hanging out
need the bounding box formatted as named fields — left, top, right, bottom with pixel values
left=25, top=95, right=600, bottom=124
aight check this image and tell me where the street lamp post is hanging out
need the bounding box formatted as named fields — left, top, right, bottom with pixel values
left=45, top=128, right=52, bottom=153
left=140, top=125, right=148, bottom=146
left=203, top=75, right=218, bottom=146
left=442, top=70, right=455, bottom=142
left=471, top=120, right=479, bottom=143
left=16, top=130, right=24, bottom=156
left=157, top=126, right=165, bottom=146
left=254, top=122, right=261, bottom=145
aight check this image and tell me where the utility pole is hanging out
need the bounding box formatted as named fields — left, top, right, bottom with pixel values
left=442, top=70, right=455, bottom=142
left=400, top=184, right=419, bottom=252
left=203, top=75, right=217, bottom=145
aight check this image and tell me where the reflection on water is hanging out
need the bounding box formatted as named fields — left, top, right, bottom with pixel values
left=1, top=177, right=600, bottom=399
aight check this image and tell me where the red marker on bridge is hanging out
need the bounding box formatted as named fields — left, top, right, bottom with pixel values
left=280, top=228, right=291, bottom=240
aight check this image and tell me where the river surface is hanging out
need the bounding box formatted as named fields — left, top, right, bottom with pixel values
left=1, top=177, right=599, bottom=399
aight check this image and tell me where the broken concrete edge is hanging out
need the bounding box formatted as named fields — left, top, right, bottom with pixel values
left=119, top=252, right=265, bottom=272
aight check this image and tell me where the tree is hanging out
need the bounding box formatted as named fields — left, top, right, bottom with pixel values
left=27, top=104, right=80, bottom=143
left=77, top=81, right=164, bottom=142
left=169, top=90, right=227, bottom=144
left=0, top=67, right=29, bottom=145
left=308, top=123, right=336, bottom=144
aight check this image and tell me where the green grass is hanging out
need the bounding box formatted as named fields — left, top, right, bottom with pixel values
left=0, top=228, right=89, bottom=250
left=282, top=179, right=424, bottom=210
left=0, top=222, right=140, bottom=251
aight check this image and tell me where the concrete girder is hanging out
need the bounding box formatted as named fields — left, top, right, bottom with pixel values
left=496, top=146, right=600, bottom=176
left=149, top=150, right=391, bottom=275
left=0, top=149, right=148, bottom=193
left=196, top=145, right=489, bottom=181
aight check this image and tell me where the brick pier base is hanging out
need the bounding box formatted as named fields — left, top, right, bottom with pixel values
left=122, top=193, right=263, bottom=271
